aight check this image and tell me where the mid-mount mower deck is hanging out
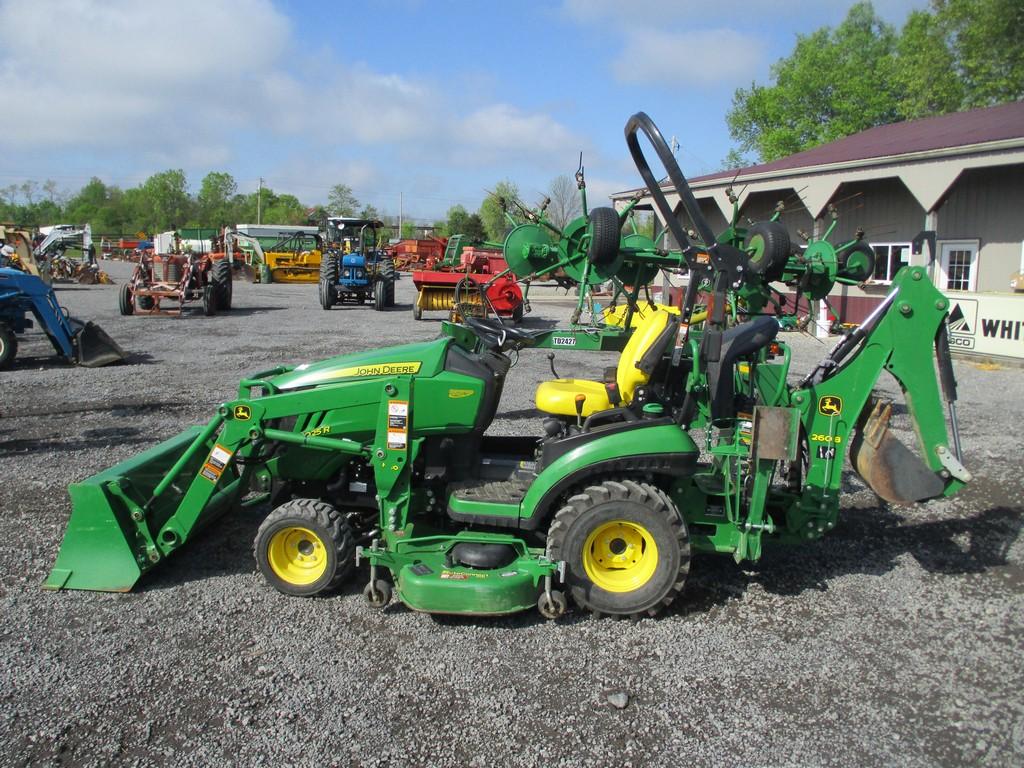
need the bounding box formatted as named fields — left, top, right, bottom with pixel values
left=45, top=113, right=970, bottom=620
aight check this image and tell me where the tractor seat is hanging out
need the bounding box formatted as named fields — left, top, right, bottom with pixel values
left=535, top=310, right=677, bottom=417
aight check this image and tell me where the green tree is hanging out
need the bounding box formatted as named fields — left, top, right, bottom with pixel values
left=728, top=3, right=900, bottom=162
left=139, top=170, right=192, bottom=231
left=197, top=172, right=238, bottom=228
left=936, top=0, right=1024, bottom=108
left=727, top=1, right=1024, bottom=163
left=327, top=184, right=359, bottom=217
left=479, top=180, right=520, bottom=241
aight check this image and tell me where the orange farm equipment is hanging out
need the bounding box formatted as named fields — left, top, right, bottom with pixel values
left=118, top=251, right=233, bottom=317
left=412, top=239, right=524, bottom=322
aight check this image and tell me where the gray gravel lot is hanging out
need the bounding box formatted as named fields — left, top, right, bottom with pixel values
left=1, top=260, right=1022, bottom=767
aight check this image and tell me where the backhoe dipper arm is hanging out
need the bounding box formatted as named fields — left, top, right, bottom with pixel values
left=791, top=266, right=970, bottom=507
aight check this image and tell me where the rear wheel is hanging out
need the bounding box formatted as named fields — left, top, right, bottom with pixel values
left=212, top=258, right=233, bottom=310
left=546, top=479, right=689, bottom=618
left=118, top=282, right=134, bottom=315
left=0, top=324, right=17, bottom=370
left=380, top=258, right=396, bottom=306
left=319, top=253, right=338, bottom=310
left=254, top=498, right=355, bottom=596
left=202, top=283, right=217, bottom=316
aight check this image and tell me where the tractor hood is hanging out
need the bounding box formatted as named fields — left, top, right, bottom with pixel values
left=270, top=337, right=451, bottom=391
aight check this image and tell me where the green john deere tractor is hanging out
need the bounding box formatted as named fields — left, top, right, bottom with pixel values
left=45, top=113, right=970, bottom=620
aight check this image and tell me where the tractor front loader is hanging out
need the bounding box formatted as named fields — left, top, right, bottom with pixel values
left=0, top=267, right=125, bottom=370
left=47, top=114, right=969, bottom=621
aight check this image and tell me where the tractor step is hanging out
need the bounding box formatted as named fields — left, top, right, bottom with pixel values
left=447, top=475, right=534, bottom=526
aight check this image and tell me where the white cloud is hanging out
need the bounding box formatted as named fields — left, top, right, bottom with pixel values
left=452, top=104, right=589, bottom=167
left=0, top=0, right=286, bottom=154
left=611, top=27, right=765, bottom=86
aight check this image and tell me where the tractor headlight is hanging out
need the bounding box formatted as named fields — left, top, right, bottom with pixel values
left=342, top=268, right=351, bottom=278
left=355, top=268, right=364, bottom=279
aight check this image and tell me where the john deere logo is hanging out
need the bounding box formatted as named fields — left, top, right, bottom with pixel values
left=448, top=389, right=474, bottom=399
left=818, top=396, right=842, bottom=417
left=233, top=405, right=252, bottom=420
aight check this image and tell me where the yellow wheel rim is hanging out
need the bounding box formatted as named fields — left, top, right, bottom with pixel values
left=582, top=520, right=659, bottom=593
left=267, top=526, right=328, bottom=586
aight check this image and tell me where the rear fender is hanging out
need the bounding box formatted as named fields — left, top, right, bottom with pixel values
left=518, top=422, right=698, bottom=529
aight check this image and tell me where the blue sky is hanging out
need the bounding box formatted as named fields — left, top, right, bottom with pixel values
left=0, top=0, right=925, bottom=223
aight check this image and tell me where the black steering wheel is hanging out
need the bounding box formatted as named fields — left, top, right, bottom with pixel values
left=465, top=315, right=540, bottom=352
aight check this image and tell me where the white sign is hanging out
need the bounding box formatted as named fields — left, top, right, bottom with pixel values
left=946, top=293, right=1024, bottom=361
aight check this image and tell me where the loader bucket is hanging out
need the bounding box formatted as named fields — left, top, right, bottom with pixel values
left=849, top=399, right=945, bottom=504
left=72, top=319, right=127, bottom=368
left=45, top=424, right=242, bottom=591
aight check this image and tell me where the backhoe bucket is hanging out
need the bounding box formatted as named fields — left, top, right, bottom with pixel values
left=849, top=399, right=945, bottom=504
left=72, top=319, right=127, bottom=368
left=44, top=424, right=241, bottom=592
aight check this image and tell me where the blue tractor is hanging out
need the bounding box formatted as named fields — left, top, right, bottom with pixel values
left=318, top=218, right=396, bottom=311
left=0, top=267, right=125, bottom=370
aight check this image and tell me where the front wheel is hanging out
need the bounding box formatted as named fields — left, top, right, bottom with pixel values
left=373, top=279, right=386, bottom=311
left=546, top=479, right=689, bottom=618
left=202, top=283, right=217, bottom=316
left=319, top=278, right=334, bottom=310
left=0, top=323, right=17, bottom=370
left=118, top=282, right=134, bottom=315
left=254, top=498, right=355, bottom=597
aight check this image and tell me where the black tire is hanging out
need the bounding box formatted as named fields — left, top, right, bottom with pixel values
left=137, top=295, right=155, bottom=310
left=745, top=221, right=791, bottom=282
left=512, top=301, right=525, bottom=323
left=380, top=258, right=396, bottom=306
left=319, top=251, right=339, bottom=282
left=319, top=278, right=334, bottom=310
left=837, top=240, right=876, bottom=282
left=118, top=282, right=134, bottom=315
left=202, top=283, right=217, bottom=316
left=546, top=479, right=689, bottom=618
left=373, top=279, right=386, bottom=311
left=254, top=498, right=355, bottom=597
left=212, top=258, right=233, bottom=310
left=587, top=206, right=622, bottom=267
left=0, top=323, right=17, bottom=370
left=363, top=579, right=392, bottom=607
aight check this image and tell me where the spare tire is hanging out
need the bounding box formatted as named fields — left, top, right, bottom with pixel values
left=745, top=221, right=791, bottom=282
left=587, top=207, right=622, bottom=267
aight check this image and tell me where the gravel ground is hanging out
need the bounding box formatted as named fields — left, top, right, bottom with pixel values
left=1, top=261, right=1022, bottom=767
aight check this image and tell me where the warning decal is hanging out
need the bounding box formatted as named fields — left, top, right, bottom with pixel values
left=199, top=444, right=234, bottom=483
left=387, top=400, right=409, bottom=450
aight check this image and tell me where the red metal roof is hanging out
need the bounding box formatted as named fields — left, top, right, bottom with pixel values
left=691, top=100, right=1024, bottom=184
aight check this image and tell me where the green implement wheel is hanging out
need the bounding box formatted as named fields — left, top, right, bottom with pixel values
left=745, top=221, right=791, bottom=282
left=0, top=323, right=17, bottom=370
left=547, top=479, right=689, bottom=618
left=837, top=240, right=877, bottom=282
left=254, top=498, right=355, bottom=597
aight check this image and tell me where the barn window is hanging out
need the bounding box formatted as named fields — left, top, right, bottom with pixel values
left=870, top=242, right=911, bottom=283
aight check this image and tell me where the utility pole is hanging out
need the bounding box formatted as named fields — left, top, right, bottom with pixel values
left=398, top=192, right=403, bottom=239
left=257, top=177, right=264, bottom=225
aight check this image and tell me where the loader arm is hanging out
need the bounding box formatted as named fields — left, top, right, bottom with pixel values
left=789, top=266, right=970, bottom=508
